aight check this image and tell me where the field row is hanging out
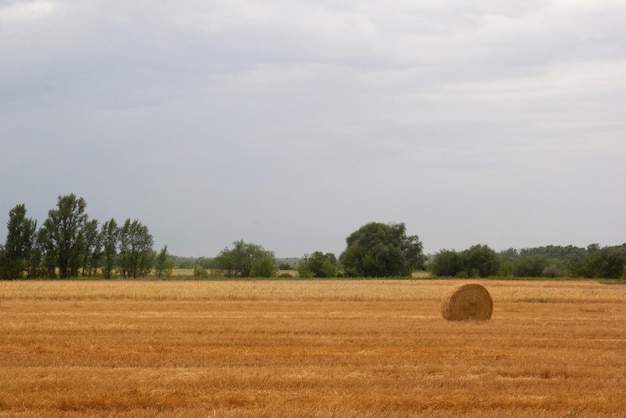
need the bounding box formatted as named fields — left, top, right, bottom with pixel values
left=1, top=280, right=625, bottom=417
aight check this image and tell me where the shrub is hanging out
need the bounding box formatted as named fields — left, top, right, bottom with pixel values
left=542, top=265, right=561, bottom=278
left=193, top=265, right=209, bottom=279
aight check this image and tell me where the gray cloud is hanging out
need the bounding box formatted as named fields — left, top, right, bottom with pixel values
left=1, top=0, right=625, bottom=257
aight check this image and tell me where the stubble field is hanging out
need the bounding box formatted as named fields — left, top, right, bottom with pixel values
left=1, top=279, right=625, bottom=417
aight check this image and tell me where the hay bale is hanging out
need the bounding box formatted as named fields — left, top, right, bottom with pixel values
left=441, top=283, right=493, bottom=321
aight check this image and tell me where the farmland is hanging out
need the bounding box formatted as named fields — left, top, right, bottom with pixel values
left=1, top=280, right=625, bottom=417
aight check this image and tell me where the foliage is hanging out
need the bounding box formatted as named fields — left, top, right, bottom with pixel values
left=250, top=255, right=278, bottom=278
left=81, top=219, right=101, bottom=277
left=428, top=249, right=463, bottom=277
left=297, top=252, right=337, bottom=278
left=38, top=194, right=89, bottom=278
left=0, top=204, right=37, bottom=279
left=193, top=265, right=209, bottom=279
left=0, top=195, right=161, bottom=279
left=214, top=240, right=276, bottom=278
left=430, top=244, right=500, bottom=278
left=278, top=262, right=293, bottom=270
left=155, top=246, right=174, bottom=278
left=100, top=219, right=119, bottom=279
left=340, top=222, right=424, bottom=277
left=512, top=254, right=550, bottom=277
left=462, top=244, right=501, bottom=277
left=541, top=265, right=562, bottom=278
left=118, top=219, right=155, bottom=279
left=578, top=244, right=626, bottom=279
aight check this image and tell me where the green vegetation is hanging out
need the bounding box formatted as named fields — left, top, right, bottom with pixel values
left=429, top=243, right=626, bottom=279
left=1, top=195, right=624, bottom=280
left=339, top=222, right=425, bottom=277
left=213, top=240, right=277, bottom=278
left=297, top=252, right=338, bottom=278
left=0, top=194, right=158, bottom=279
left=429, top=244, right=500, bottom=278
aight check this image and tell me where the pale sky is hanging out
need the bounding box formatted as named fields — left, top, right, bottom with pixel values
left=1, top=0, right=625, bottom=257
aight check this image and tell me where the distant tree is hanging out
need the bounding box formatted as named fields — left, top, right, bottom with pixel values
left=36, top=226, right=57, bottom=278
left=39, top=194, right=88, bottom=278
left=520, top=245, right=587, bottom=276
left=100, top=219, right=119, bottom=279
left=214, top=240, right=275, bottom=278
left=0, top=204, right=37, bottom=280
left=430, top=245, right=500, bottom=278
left=579, top=244, right=626, bottom=279
left=298, top=252, right=337, bottom=278
left=499, top=248, right=519, bottom=261
left=429, top=249, right=463, bottom=277
left=541, top=265, right=562, bottom=278
left=118, top=219, right=154, bottom=278
left=250, top=254, right=278, bottom=278
left=155, top=245, right=174, bottom=278
left=340, top=222, right=425, bottom=277
left=512, top=254, right=549, bottom=277
left=278, top=262, right=293, bottom=270
left=193, top=265, right=209, bottom=279
left=80, top=219, right=101, bottom=277
left=461, top=244, right=501, bottom=278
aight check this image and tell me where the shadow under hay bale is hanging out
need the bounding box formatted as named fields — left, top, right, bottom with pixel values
left=441, top=283, right=493, bottom=321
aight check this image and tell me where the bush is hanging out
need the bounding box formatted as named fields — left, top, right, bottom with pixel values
left=541, top=265, right=561, bottom=278
left=193, top=265, right=209, bottom=279
left=250, top=255, right=278, bottom=278
left=430, top=245, right=500, bottom=278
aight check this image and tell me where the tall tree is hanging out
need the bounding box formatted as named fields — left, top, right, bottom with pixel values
left=155, top=245, right=174, bottom=278
left=298, top=251, right=337, bottom=278
left=214, top=240, right=275, bottom=278
left=0, top=204, right=37, bottom=279
left=429, top=249, right=463, bottom=277
left=461, top=244, right=501, bottom=278
left=340, top=222, right=425, bottom=277
left=81, top=219, right=101, bottom=277
left=39, top=194, right=88, bottom=278
left=101, top=219, right=119, bottom=279
left=36, top=225, right=57, bottom=278
left=118, top=219, right=154, bottom=278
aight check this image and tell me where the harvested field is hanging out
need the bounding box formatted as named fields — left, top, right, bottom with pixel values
left=1, top=279, right=625, bottom=417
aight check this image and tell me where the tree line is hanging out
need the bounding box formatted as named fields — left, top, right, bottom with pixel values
left=1, top=196, right=624, bottom=279
left=0, top=194, right=172, bottom=280
left=429, top=244, right=626, bottom=279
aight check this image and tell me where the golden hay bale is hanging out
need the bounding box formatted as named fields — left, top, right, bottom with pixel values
left=441, top=283, right=493, bottom=321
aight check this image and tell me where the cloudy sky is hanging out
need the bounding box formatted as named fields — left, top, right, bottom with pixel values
left=1, top=0, right=625, bottom=257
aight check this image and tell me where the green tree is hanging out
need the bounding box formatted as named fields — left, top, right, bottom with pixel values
left=39, top=194, right=88, bottom=278
left=36, top=226, right=56, bottom=278
left=339, top=222, right=425, bottom=277
left=429, top=249, right=463, bottom=277
left=100, top=219, right=119, bottom=279
left=298, top=251, right=337, bottom=278
left=214, top=240, right=274, bottom=278
left=193, top=265, right=209, bottom=279
left=579, top=244, right=626, bottom=279
left=155, top=245, right=174, bottom=278
left=512, top=254, right=549, bottom=277
left=461, top=244, right=501, bottom=278
left=0, top=204, right=37, bottom=280
left=80, top=219, right=101, bottom=277
left=118, top=219, right=154, bottom=278
left=250, top=254, right=278, bottom=278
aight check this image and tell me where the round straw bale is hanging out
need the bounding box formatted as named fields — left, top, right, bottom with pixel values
left=441, top=283, right=493, bottom=321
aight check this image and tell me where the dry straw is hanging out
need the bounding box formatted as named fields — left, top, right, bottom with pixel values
left=441, top=283, right=493, bottom=321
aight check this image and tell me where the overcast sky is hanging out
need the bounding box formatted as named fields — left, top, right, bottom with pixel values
left=1, top=0, right=625, bottom=257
